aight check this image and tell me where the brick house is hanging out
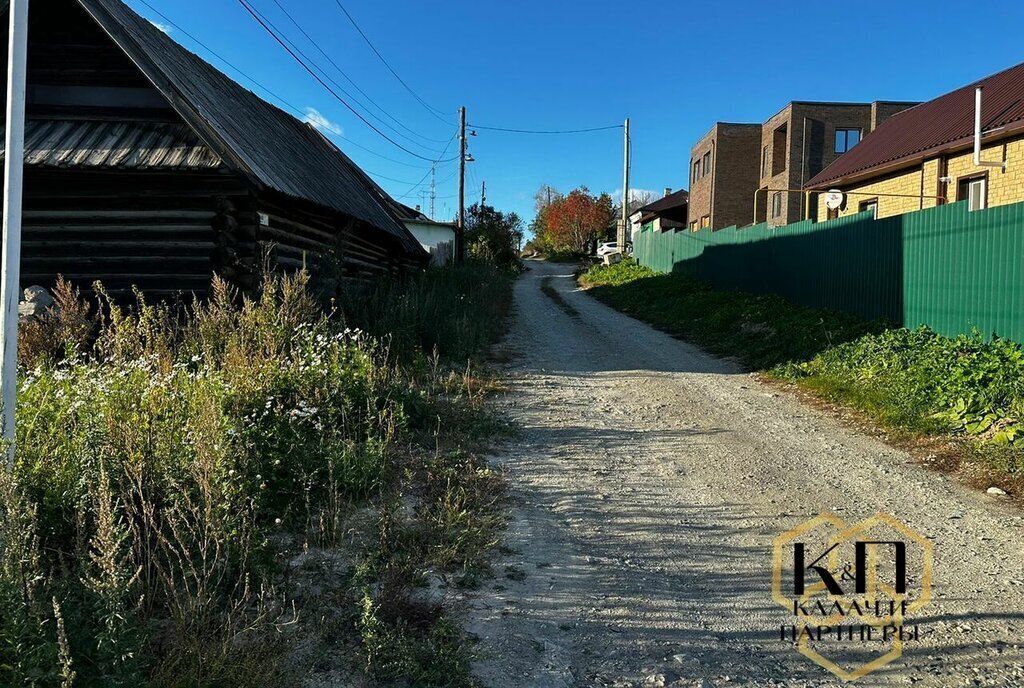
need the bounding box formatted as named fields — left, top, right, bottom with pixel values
left=756, top=101, right=917, bottom=226
left=807, top=62, right=1024, bottom=221
left=687, top=123, right=762, bottom=230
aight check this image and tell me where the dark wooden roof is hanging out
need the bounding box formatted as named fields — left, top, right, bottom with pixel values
left=45, top=0, right=425, bottom=257
left=807, top=61, right=1024, bottom=189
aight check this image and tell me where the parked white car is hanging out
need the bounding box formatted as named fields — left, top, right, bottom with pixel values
left=596, top=241, right=632, bottom=257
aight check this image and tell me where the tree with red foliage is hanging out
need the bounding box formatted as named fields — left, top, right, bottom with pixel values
left=544, top=187, right=615, bottom=255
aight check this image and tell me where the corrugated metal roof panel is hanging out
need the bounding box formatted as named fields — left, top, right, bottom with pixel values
left=1, top=119, right=224, bottom=169
left=807, top=61, right=1024, bottom=188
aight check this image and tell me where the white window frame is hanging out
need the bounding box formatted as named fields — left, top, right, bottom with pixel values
left=967, top=177, right=987, bottom=212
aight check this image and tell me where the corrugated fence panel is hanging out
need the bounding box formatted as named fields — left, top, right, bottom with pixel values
left=635, top=199, right=1024, bottom=341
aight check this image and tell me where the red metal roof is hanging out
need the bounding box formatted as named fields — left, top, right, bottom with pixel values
left=806, top=61, right=1024, bottom=189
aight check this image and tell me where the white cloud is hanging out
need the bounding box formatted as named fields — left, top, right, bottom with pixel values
left=302, top=107, right=344, bottom=136
left=150, top=20, right=173, bottom=34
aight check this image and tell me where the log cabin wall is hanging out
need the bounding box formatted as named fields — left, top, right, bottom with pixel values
left=20, top=168, right=248, bottom=300
left=255, top=194, right=416, bottom=283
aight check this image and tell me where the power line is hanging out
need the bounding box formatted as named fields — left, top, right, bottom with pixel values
left=330, top=0, right=454, bottom=124
left=238, top=0, right=456, bottom=163
left=397, top=133, right=457, bottom=199
left=266, top=0, right=451, bottom=146
left=133, top=0, right=437, bottom=169
left=242, top=0, right=447, bottom=156
left=469, top=123, right=624, bottom=135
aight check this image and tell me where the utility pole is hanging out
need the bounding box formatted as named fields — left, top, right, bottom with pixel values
left=481, top=180, right=486, bottom=207
left=429, top=162, right=436, bottom=220
left=457, top=105, right=466, bottom=263
left=618, top=117, right=630, bottom=251
left=1, top=0, right=28, bottom=467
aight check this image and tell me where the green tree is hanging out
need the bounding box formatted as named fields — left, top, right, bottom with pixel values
left=464, top=203, right=524, bottom=269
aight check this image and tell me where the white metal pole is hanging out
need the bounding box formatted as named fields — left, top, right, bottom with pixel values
left=1, top=0, right=29, bottom=467
left=974, top=86, right=983, bottom=166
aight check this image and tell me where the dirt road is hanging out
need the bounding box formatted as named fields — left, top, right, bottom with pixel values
left=466, top=260, right=1024, bottom=687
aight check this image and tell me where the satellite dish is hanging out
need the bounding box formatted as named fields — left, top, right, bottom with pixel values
left=824, top=189, right=845, bottom=210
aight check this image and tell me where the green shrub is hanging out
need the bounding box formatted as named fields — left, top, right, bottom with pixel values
left=786, top=328, right=1024, bottom=449
left=337, top=262, right=513, bottom=364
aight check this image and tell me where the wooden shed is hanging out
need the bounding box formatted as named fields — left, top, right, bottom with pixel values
left=0, top=0, right=428, bottom=300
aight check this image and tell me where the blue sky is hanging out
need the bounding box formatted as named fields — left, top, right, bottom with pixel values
left=131, top=0, right=1024, bottom=227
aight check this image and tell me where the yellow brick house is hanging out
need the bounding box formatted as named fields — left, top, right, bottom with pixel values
left=806, top=61, right=1024, bottom=220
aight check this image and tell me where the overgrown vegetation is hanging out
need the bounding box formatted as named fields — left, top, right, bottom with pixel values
left=581, top=260, right=1024, bottom=470
left=1, top=261, right=514, bottom=687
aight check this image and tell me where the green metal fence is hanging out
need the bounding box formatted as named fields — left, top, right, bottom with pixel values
left=634, top=200, right=1024, bottom=342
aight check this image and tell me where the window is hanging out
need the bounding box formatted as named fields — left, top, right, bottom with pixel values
left=701, top=215, right=710, bottom=228
left=958, top=175, right=988, bottom=212
left=772, top=123, right=788, bottom=176
left=835, top=128, right=862, bottom=153
left=702, top=151, right=711, bottom=176
left=689, top=220, right=698, bottom=231
left=771, top=191, right=783, bottom=218
left=692, top=160, right=701, bottom=183
left=859, top=199, right=878, bottom=219
left=761, top=145, right=769, bottom=178
left=826, top=207, right=840, bottom=221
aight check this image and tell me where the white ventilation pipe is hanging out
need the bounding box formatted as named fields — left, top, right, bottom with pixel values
left=974, top=86, right=1007, bottom=170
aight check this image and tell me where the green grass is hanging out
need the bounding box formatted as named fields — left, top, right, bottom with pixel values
left=2, top=263, right=514, bottom=687
left=580, top=260, right=1024, bottom=471
left=579, top=260, right=882, bottom=369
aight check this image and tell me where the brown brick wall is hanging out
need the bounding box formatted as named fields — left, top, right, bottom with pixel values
left=687, top=126, right=716, bottom=230
left=759, top=103, right=883, bottom=225
left=689, top=123, right=761, bottom=230
left=871, top=101, right=918, bottom=130
left=688, top=102, right=920, bottom=231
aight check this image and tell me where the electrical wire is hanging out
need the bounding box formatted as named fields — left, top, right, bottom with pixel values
left=238, top=0, right=457, bottom=163
left=267, top=0, right=451, bottom=145
left=396, top=133, right=457, bottom=199
left=330, top=0, right=455, bottom=124
left=469, top=123, right=624, bottom=134
left=242, top=0, right=448, bottom=156
left=133, top=0, right=439, bottom=170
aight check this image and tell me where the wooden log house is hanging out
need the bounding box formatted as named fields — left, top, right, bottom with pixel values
left=0, top=0, right=429, bottom=300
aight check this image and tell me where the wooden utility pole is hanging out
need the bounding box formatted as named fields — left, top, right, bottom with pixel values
left=457, top=105, right=466, bottom=263
left=1, top=0, right=28, bottom=466
left=618, top=117, right=630, bottom=251
left=481, top=180, right=486, bottom=207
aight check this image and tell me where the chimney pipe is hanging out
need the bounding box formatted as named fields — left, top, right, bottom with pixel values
left=974, top=86, right=1007, bottom=171
left=664, top=187, right=672, bottom=198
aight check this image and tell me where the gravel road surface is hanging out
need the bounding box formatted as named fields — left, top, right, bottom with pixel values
left=466, top=260, right=1024, bottom=688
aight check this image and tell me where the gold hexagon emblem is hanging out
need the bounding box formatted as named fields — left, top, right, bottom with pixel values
left=773, top=513, right=933, bottom=681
